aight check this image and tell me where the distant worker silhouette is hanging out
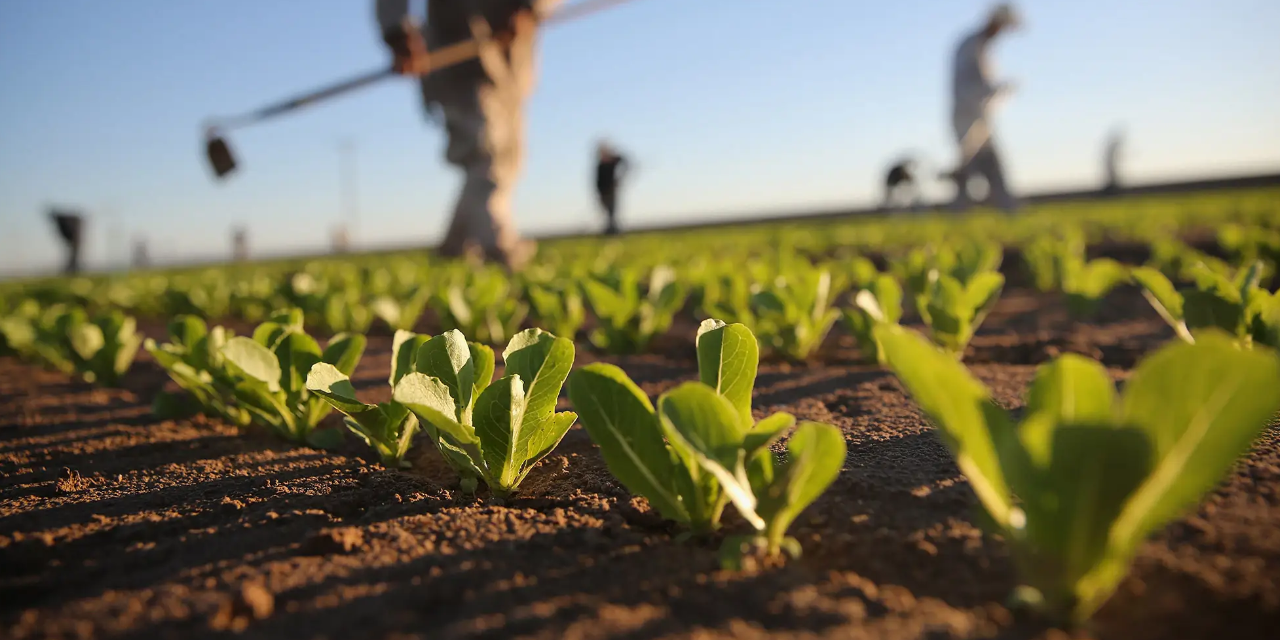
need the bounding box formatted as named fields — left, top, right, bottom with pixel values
left=48, top=209, right=84, bottom=274
left=882, top=158, right=922, bottom=211
left=595, top=141, right=630, bottom=235
left=376, top=0, right=561, bottom=270
left=948, top=4, right=1021, bottom=213
left=1103, top=128, right=1124, bottom=195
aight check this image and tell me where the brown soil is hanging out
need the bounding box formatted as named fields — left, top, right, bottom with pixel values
left=3, top=286, right=1278, bottom=640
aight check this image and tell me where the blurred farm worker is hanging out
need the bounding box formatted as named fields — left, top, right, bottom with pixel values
left=376, top=0, right=562, bottom=270
left=1103, top=128, right=1125, bottom=195
left=949, top=3, right=1021, bottom=213
left=48, top=209, right=84, bottom=275
left=882, top=158, right=922, bottom=212
left=595, top=140, right=630, bottom=235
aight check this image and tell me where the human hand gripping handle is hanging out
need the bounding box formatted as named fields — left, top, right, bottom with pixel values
left=382, top=17, right=431, bottom=76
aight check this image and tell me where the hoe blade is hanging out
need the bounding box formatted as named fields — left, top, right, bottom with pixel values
left=205, top=133, right=237, bottom=179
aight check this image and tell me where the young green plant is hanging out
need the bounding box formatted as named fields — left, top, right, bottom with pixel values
left=219, top=309, right=367, bottom=447
left=568, top=320, right=846, bottom=566
left=1132, top=261, right=1277, bottom=348
left=874, top=323, right=1280, bottom=624
left=915, top=268, right=1005, bottom=357
left=306, top=330, right=429, bottom=467
left=392, top=328, right=577, bottom=497
left=842, top=273, right=903, bottom=364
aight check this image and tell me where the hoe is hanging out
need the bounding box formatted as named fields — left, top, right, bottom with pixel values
left=204, top=0, right=634, bottom=180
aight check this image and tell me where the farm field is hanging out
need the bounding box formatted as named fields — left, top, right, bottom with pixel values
left=3, top=188, right=1280, bottom=639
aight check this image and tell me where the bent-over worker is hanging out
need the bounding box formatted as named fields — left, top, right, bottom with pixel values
left=595, top=141, right=629, bottom=235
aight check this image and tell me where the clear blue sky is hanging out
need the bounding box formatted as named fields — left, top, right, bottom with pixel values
left=1, top=0, right=1278, bottom=274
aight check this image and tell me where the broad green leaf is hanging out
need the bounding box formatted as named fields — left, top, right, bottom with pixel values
left=1131, top=266, right=1184, bottom=321
left=473, top=375, right=528, bottom=491
left=870, top=274, right=904, bottom=324
left=695, top=320, right=759, bottom=428
left=322, top=332, right=367, bottom=376
left=68, top=322, right=105, bottom=361
left=517, top=411, right=578, bottom=477
left=168, top=315, right=207, bottom=350
left=393, top=372, right=480, bottom=447
left=223, top=337, right=282, bottom=393
left=1021, top=355, right=1117, bottom=466
left=232, top=379, right=294, bottom=433
left=874, top=324, right=1015, bottom=528
left=1111, top=333, right=1280, bottom=552
left=658, top=383, right=761, bottom=529
left=391, top=330, right=430, bottom=386
left=251, top=321, right=291, bottom=350
left=469, top=341, right=496, bottom=399
left=566, top=364, right=689, bottom=523
left=306, top=363, right=378, bottom=416
left=757, top=421, right=847, bottom=550
left=1019, top=425, right=1152, bottom=621
left=415, top=330, right=475, bottom=419
left=1183, top=289, right=1244, bottom=336
left=966, top=271, right=1006, bottom=322
left=274, top=331, right=322, bottom=396
left=503, top=328, right=575, bottom=425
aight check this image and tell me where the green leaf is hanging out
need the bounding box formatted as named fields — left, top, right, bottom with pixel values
left=1111, top=333, right=1280, bottom=552
left=695, top=319, right=759, bottom=428
left=68, top=322, right=105, bottom=361
left=1131, top=266, right=1191, bottom=342
left=168, top=315, right=207, bottom=350
left=1021, top=355, right=1117, bottom=466
left=518, top=411, right=578, bottom=477
left=393, top=372, right=480, bottom=447
left=1183, top=289, right=1245, bottom=337
left=1019, top=425, right=1153, bottom=621
left=757, top=421, right=847, bottom=554
left=744, top=411, right=796, bottom=491
left=306, top=362, right=378, bottom=416
left=469, top=341, right=496, bottom=399
left=322, top=332, right=367, bottom=376
left=232, top=379, right=294, bottom=434
left=658, top=382, right=762, bottom=529
left=391, top=330, right=430, bottom=387
left=222, top=337, right=282, bottom=393
left=503, top=328, right=575, bottom=426
left=415, top=330, right=475, bottom=420
left=473, top=375, right=528, bottom=492
left=873, top=324, right=1015, bottom=528
left=275, top=331, right=322, bottom=397
left=566, top=363, right=689, bottom=523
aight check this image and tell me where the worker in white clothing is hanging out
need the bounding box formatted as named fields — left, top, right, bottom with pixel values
left=949, top=4, right=1021, bottom=213
left=376, top=0, right=561, bottom=270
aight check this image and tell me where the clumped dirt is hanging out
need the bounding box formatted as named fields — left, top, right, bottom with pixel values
left=2, top=286, right=1278, bottom=640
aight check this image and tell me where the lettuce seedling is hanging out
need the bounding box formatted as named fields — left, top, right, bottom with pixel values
left=583, top=265, right=687, bottom=354
left=569, top=320, right=846, bottom=565
left=434, top=268, right=529, bottom=345
left=874, top=323, right=1280, bottom=624
left=220, top=309, right=366, bottom=447
left=842, top=274, right=903, bottom=364
left=306, top=330, right=429, bottom=467
left=1132, top=261, right=1276, bottom=348
left=525, top=282, right=586, bottom=341
left=64, top=309, right=143, bottom=386
left=915, top=268, right=1005, bottom=357
left=370, top=287, right=432, bottom=332
left=749, top=266, right=844, bottom=361
left=145, top=315, right=250, bottom=425
left=1061, top=258, right=1129, bottom=319
left=393, top=328, right=577, bottom=497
